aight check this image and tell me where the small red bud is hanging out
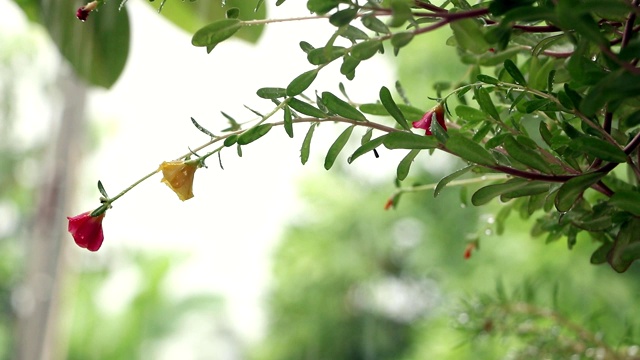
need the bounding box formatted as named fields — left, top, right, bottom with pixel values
left=384, top=198, right=394, bottom=210
left=463, top=242, right=477, bottom=260
left=76, top=1, right=98, bottom=22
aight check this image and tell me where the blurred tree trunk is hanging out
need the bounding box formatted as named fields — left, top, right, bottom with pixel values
left=16, top=67, right=87, bottom=360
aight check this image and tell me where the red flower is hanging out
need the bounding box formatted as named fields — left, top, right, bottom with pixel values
left=67, top=211, right=105, bottom=251
left=76, top=1, right=98, bottom=22
left=412, top=104, right=446, bottom=135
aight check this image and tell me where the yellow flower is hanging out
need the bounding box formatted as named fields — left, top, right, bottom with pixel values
left=159, top=161, right=198, bottom=201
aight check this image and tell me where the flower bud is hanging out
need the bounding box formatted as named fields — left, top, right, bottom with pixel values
left=159, top=160, right=199, bottom=201
left=412, top=104, right=446, bottom=136
left=67, top=211, right=106, bottom=252
left=76, top=1, right=99, bottom=22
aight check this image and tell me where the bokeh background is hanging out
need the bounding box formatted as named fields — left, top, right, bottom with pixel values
left=1, top=1, right=639, bottom=359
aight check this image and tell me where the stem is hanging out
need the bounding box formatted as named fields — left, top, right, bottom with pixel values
left=242, top=15, right=328, bottom=26
left=397, top=174, right=509, bottom=194
left=107, top=169, right=160, bottom=204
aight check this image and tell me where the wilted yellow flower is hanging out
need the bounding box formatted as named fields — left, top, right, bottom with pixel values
left=159, top=161, right=198, bottom=201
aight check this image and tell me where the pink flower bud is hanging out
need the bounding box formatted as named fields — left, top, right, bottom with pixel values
left=412, top=104, right=446, bottom=136
left=67, top=211, right=105, bottom=251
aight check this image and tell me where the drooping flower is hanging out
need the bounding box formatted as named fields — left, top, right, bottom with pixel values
left=76, top=1, right=98, bottom=22
left=159, top=160, right=199, bottom=201
left=412, top=104, right=446, bottom=135
left=67, top=211, right=105, bottom=252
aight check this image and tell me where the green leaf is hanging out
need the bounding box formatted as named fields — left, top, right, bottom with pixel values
left=503, top=135, right=551, bottom=173
left=391, top=32, right=414, bottom=50
left=569, top=137, right=627, bottom=163
left=610, top=190, right=640, bottom=216
left=359, top=103, right=425, bottom=121
left=383, top=132, right=438, bottom=150
left=192, top=19, right=242, bottom=49
left=388, top=0, right=413, bottom=27
left=283, top=106, right=294, bottom=138
left=476, top=74, right=500, bottom=85
left=325, top=126, right=355, bottom=170
left=397, top=149, right=420, bottom=181
left=349, top=134, right=388, bottom=163
left=351, top=40, right=382, bottom=60
left=607, top=218, right=640, bottom=273
left=288, top=98, right=327, bottom=118
left=300, top=123, right=317, bottom=165
left=221, top=111, right=241, bottom=132
left=286, top=69, right=319, bottom=96
left=455, top=105, right=487, bottom=122
left=361, top=14, right=390, bottom=34
left=224, top=134, right=238, bottom=147
left=237, top=124, right=273, bottom=145
left=43, top=2, right=130, bottom=88
left=340, top=56, right=360, bottom=79
left=555, top=172, right=605, bottom=212
left=580, top=71, right=640, bottom=117
left=329, top=8, right=357, bottom=27
left=434, top=166, right=474, bottom=197
left=321, top=92, right=367, bottom=121
left=226, top=8, right=240, bottom=19
left=500, top=181, right=551, bottom=201
left=361, top=128, right=373, bottom=144
left=307, top=0, right=340, bottom=15
left=471, top=179, right=529, bottom=206
left=379, top=87, right=411, bottom=130
left=591, top=242, right=614, bottom=265
left=450, top=18, right=491, bottom=54
left=256, top=87, right=287, bottom=99
left=307, top=46, right=347, bottom=65
left=446, top=134, right=496, bottom=166
left=97, top=180, right=108, bottom=198
left=341, top=25, right=370, bottom=41
left=476, top=87, right=501, bottom=121
left=503, top=59, right=527, bottom=86
left=147, top=0, right=265, bottom=44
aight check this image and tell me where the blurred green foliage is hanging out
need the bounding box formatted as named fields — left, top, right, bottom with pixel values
left=254, top=167, right=640, bottom=359
left=63, top=252, right=225, bottom=360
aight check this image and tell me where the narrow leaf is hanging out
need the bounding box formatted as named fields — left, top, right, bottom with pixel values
left=288, top=98, right=327, bottom=118
left=397, top=149, right=420, bottom=181
left=434, top=165, right=474, bottom=197
left=321, top=92, right=367, bottom=121
left=257, top=87, right=287, bottom=99
left=349, top=134, right=389, bottom=163
left=446, top=134, right=496, bottom=166
left=379, top=86, right=411, bottom=130
left=503, top=59, right=527, bottom=86
left=503, top=135, right=551, bottom=173
left=287, top=69, right=318, bottom=96
left=237, top=123, right=273, bottom=145
left=192, top=19, right=242, bottom=48
left=351, top=40, right=382, bottom=60
left=569, top=137, right=628, bottom=163
left=383, top=132, right=438, bottom=150
left=283, top=106, right=294, bottom=138
left=610, top=190, right=640, bottom=216
left=301, top=123, right=317, bottom=165
left=555, top=172, right=605, bottom=212
left=472, top=179, right=529, bottom=206
left=325, top=125, right=355, bottom=170
left=476, top=87, right=501, bottom=121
